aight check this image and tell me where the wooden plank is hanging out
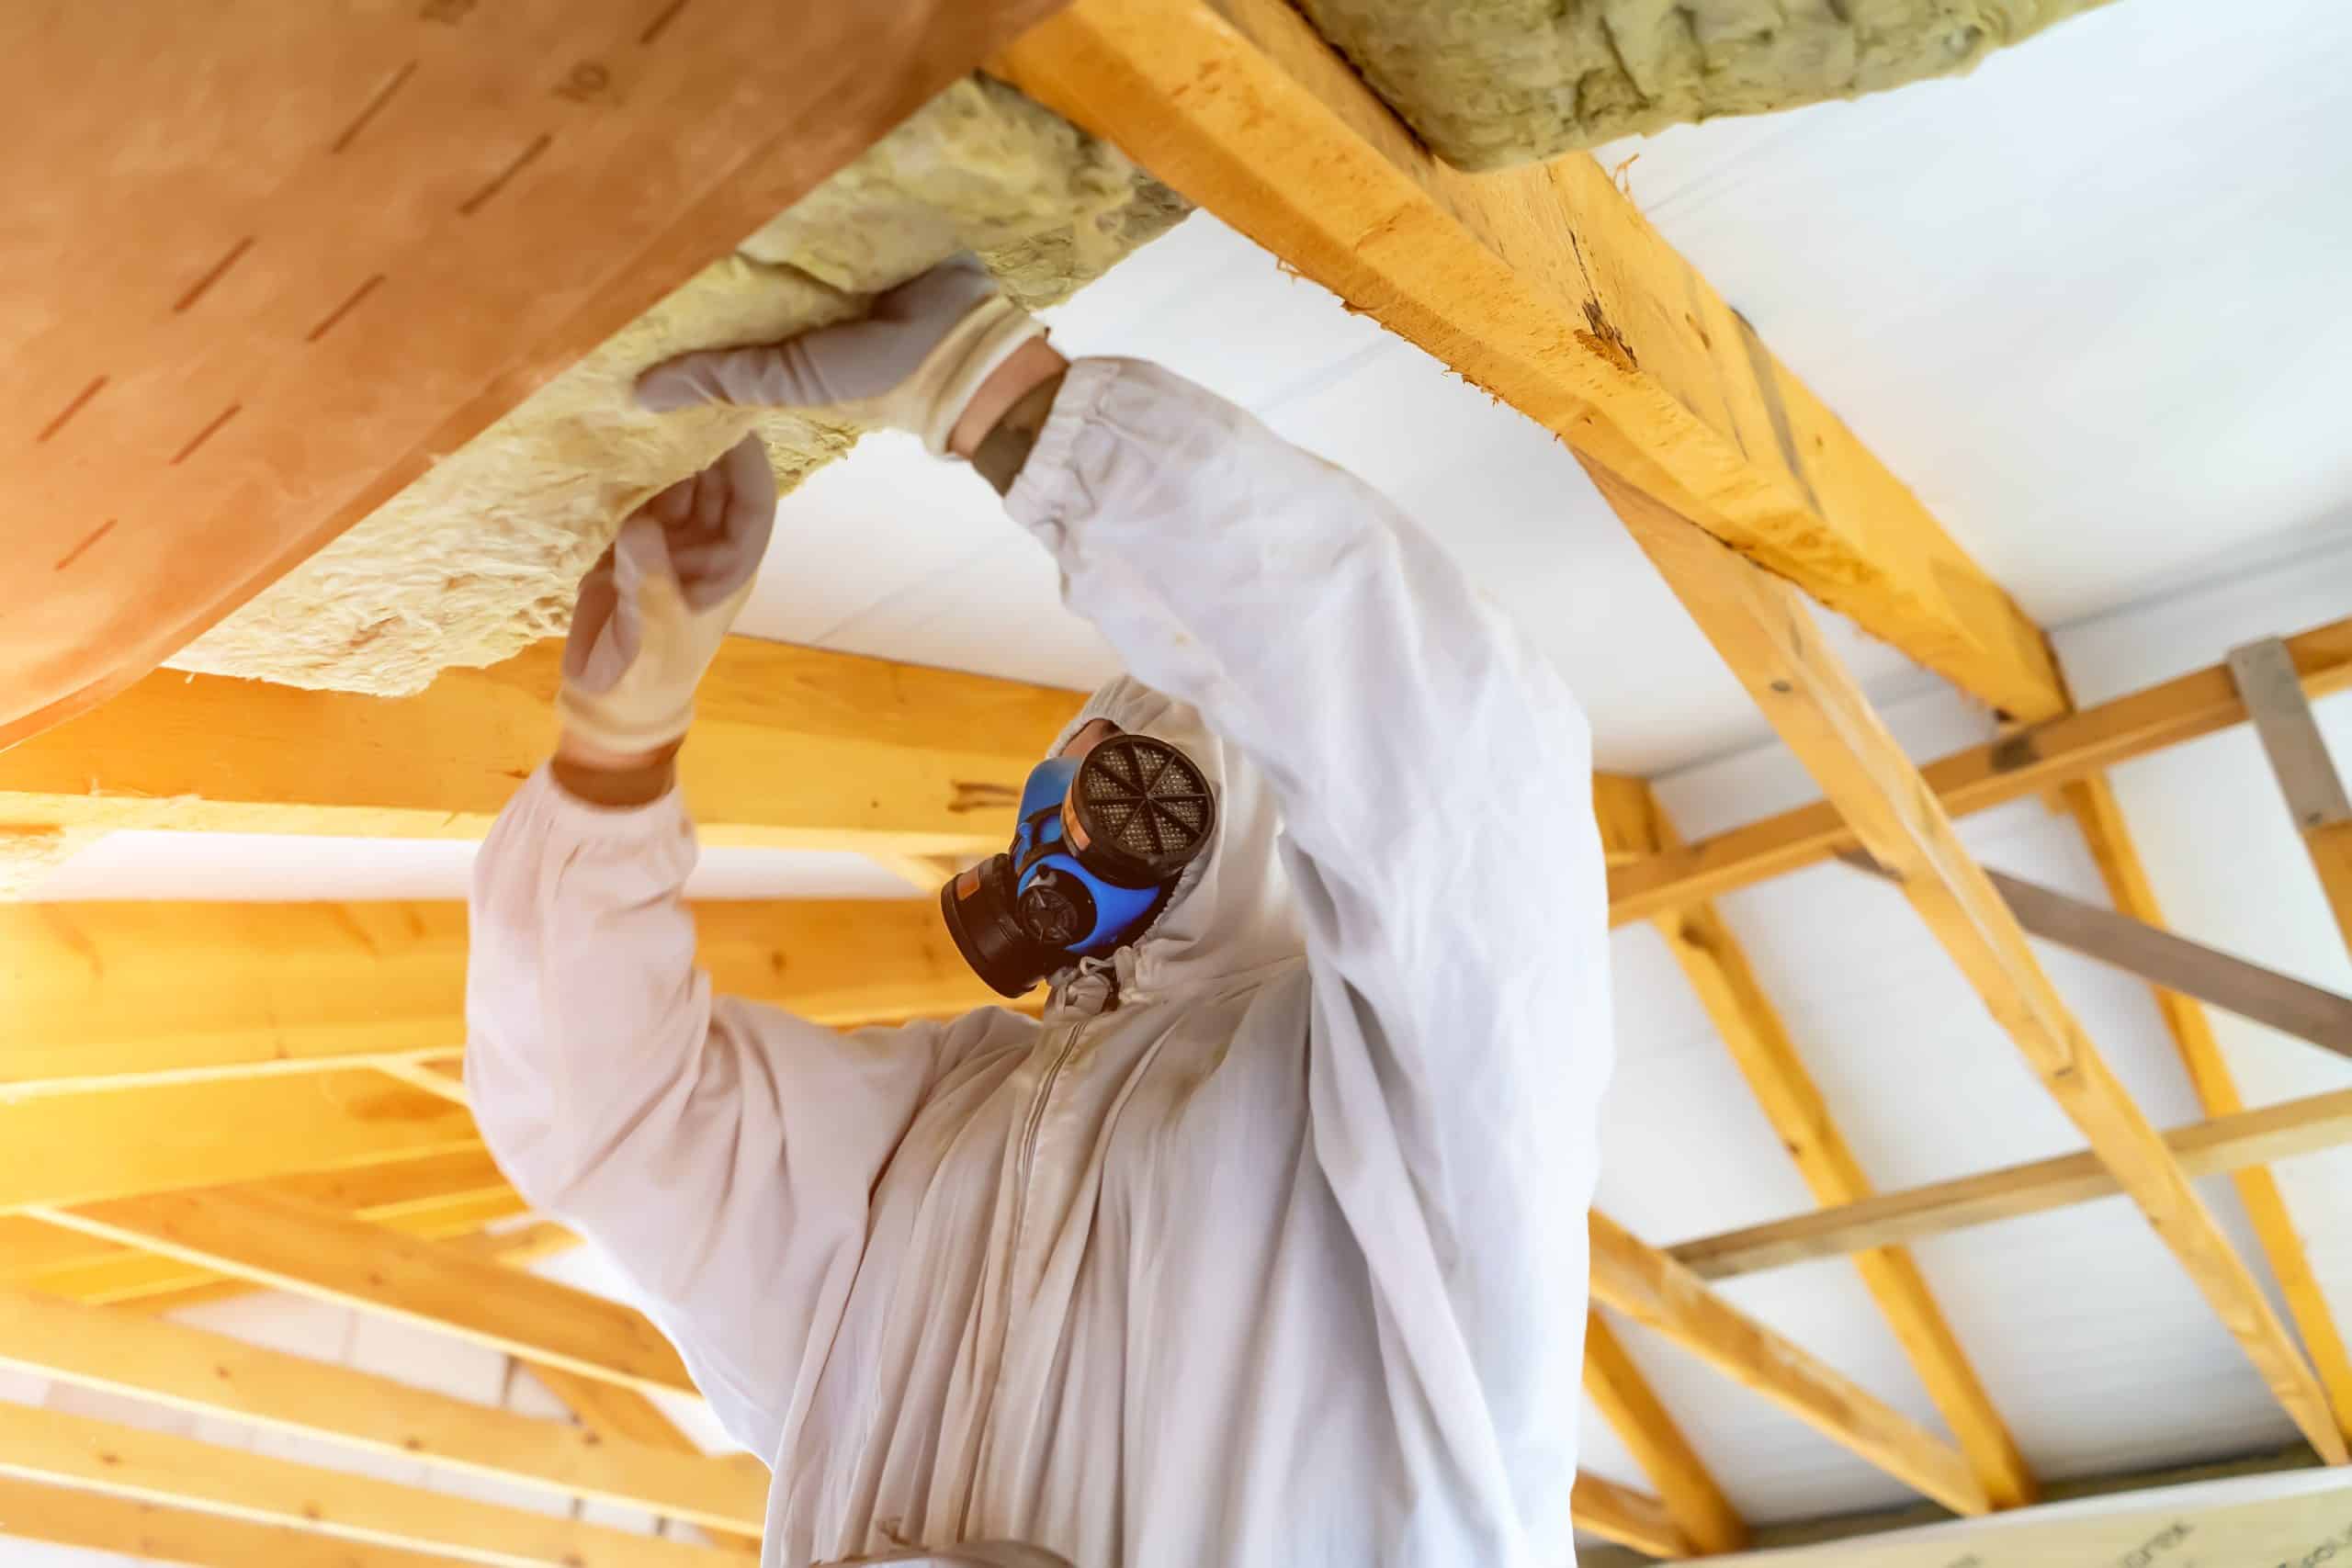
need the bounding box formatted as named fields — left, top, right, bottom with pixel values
left=1837, top=854, right=2352, bottom=1059
left=1610, top=615, right=2352, bottom=924
left=521, top=1363, right=765, bottom=1555
left=0, top=1287, right=764, bottom=1534
left=1, top=896, right=1002, bottom=1095
left=0, top=1475, right=472, bottom=1568
left=22, top=1189, right=528, bottom=1306
left=991, top=0, right=2066, bottom=722
left=2061, top=773, right=2352, bottom=1443
left=2, top=0, right=1073, bottom=748
left=121, top=1220, right=582, bottom=1321
left=0, top=1073, right=480, bottom=1213
left=1647, top=802, right=2035, bottom=1509
left=1602, top=485, right=2346, bottom=1465
left=1568, top=1470, right=1690, bottom=1560
left=1592, top=772, right=1663, bottom=866
left=2232, top=637, right=2352, bottom=959
left=1588, top=1212, right=1987, bottom=1515
left=0, top=636, right=1078, bottom=856
left=0, top=1401, right=733, bottom=1568
left=1582, top=1312, right=1747, bottom=1552
left=1673, top=1087, right=2352, bottom=1279
left=1, top=1150, right=513, bottom=1289
left=37, top=1190, right=695, bottom=1398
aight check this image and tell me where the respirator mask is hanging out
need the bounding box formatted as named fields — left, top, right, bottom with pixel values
left=940, top=731, right=1217, bottom=998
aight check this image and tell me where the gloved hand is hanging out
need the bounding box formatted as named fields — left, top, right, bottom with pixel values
left=556, top=435, right=775, bottom=758
left=635, top=255, right=1045, bottom=454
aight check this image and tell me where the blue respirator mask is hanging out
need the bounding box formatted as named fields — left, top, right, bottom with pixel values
left=939, top=732, right=1217, bottom=998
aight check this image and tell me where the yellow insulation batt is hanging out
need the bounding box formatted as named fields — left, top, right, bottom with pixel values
left=169, top=78, right=1184, bottom=696
left=1294, top=0, right=2111, bottom=169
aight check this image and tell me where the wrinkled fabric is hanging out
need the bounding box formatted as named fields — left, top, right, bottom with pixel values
left=468, top=358, right=1612, bottom=1567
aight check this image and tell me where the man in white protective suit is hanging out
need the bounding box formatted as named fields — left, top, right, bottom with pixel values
left=466, top=256, right=1612, bottom=1568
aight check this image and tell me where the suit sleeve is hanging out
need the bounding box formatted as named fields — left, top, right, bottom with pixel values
left=464, top=766, right=1022, bottom=1459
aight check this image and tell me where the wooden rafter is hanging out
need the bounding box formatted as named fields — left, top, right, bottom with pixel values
left=1611, top=614, right=2352, bottom=924
left=0, top=1401, right=733, bottom=1568
left=1589, top=1213, right=1985, bottom=1515
left=4, top=897, right=1002, bottom=1097
left=0, top=1286, right=763, bottom=1534
left=1569, top=1471, right=1691, bottom=1560
left=35, top=1190, right=695, bottom=1397
left=0, top=1475, right=468, bottom=1568
left=2061, top=773, right=2352, bottom=1442
left=1582, top=1312, right=1747, bottom=1553
left=0, top=1074, right=479, bottom=1213
left=1646, top=796, right=2035, bottom=1508
left=993, top=0, right=2066, bottom=723
left=0, top=637, right=1075, bottom=858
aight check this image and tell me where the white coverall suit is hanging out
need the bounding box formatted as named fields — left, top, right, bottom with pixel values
left=468, top=357, right=1612, bottom=1567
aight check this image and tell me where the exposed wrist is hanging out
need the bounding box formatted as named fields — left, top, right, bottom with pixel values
left=551, top=733, right=682, bottom=807
left=949, top=338, right=1068, bottom=464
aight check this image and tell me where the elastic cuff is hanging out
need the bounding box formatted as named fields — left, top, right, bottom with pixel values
left=526, top=760, right=689, bottom=836
left=1003, top=355, right=1125, bottom=537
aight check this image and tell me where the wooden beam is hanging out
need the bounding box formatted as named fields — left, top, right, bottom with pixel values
left=992, top=0, right=2065, bottom=721
left=121, top=1220, right=582, bottom=1321
left=2, top=1149, right=513, bottom=1290
left=35, top=1190, right=695, bottom=1398
left=1582, top=1311, right=1747, bottom=1552
left=1588, top=1212, right=1987, bottom=1515
left=1835, top=854, right=2352, bottom=1060
left=1610, top=615, right=2352, bottom=923
left=521, top=1364, right=764, bottom=1555
left=1673, top=1087, right=2352, bottom=1279
left=1647, top=802, right=2035, bottom=1509
left=2061, top=773, right=2352, bottom=1443
left=2232, top=636, right=2352, bottom=959
left=1568, top=1471, right=1690, bottom=1561
left=1602, top=489, right=2346, bottom=1464
left=20, top=1189, right=528, bottom=1307
left=4, top=0, right=1072, bottom=748
left=0, top=1401, right=733, bottom=1568
left=0, top=1287, right=764, bottom=1534
left=1, top=896, right=1001, bottom=1095
left=0, top=1475, right=472, bottom=1568
left=0, top=636, right=1078, bottom=856
left=0, top=1074, right=480, bottom=1213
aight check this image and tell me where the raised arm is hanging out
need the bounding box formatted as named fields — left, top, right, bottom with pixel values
left=466, top=440, right=1025, bottom=1458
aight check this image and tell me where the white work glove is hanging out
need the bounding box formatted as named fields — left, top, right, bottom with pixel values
left=557, top=435, right=775, bottom=757
left=636, top=255, right=1044, bottom=454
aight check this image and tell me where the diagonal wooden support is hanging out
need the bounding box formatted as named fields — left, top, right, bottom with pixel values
left=1647, top=800, right=2035, bottom=1509
left=2061, top=773, right=2352, bottom=1444
left=1569, top=1471, right=1691, bottom=1560
left=2233, top=636, right=2352, bottom=959
left=1834, top=852, right=2352, bottom=1060
left=1583, top=1311, right=1748, bottom=1552
left=1599, top=486, right=2347, bottom=1465
left=1589, top=1212, right=1986, bottom=1515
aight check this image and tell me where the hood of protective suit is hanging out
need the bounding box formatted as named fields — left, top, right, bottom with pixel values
left=1044, top=674, right=1305, bottom=1005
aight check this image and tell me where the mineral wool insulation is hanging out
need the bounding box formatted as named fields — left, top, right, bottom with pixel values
left=170, top=79, right=1186, bottom=695
left=1295, top=0, right=2110, bottom=168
